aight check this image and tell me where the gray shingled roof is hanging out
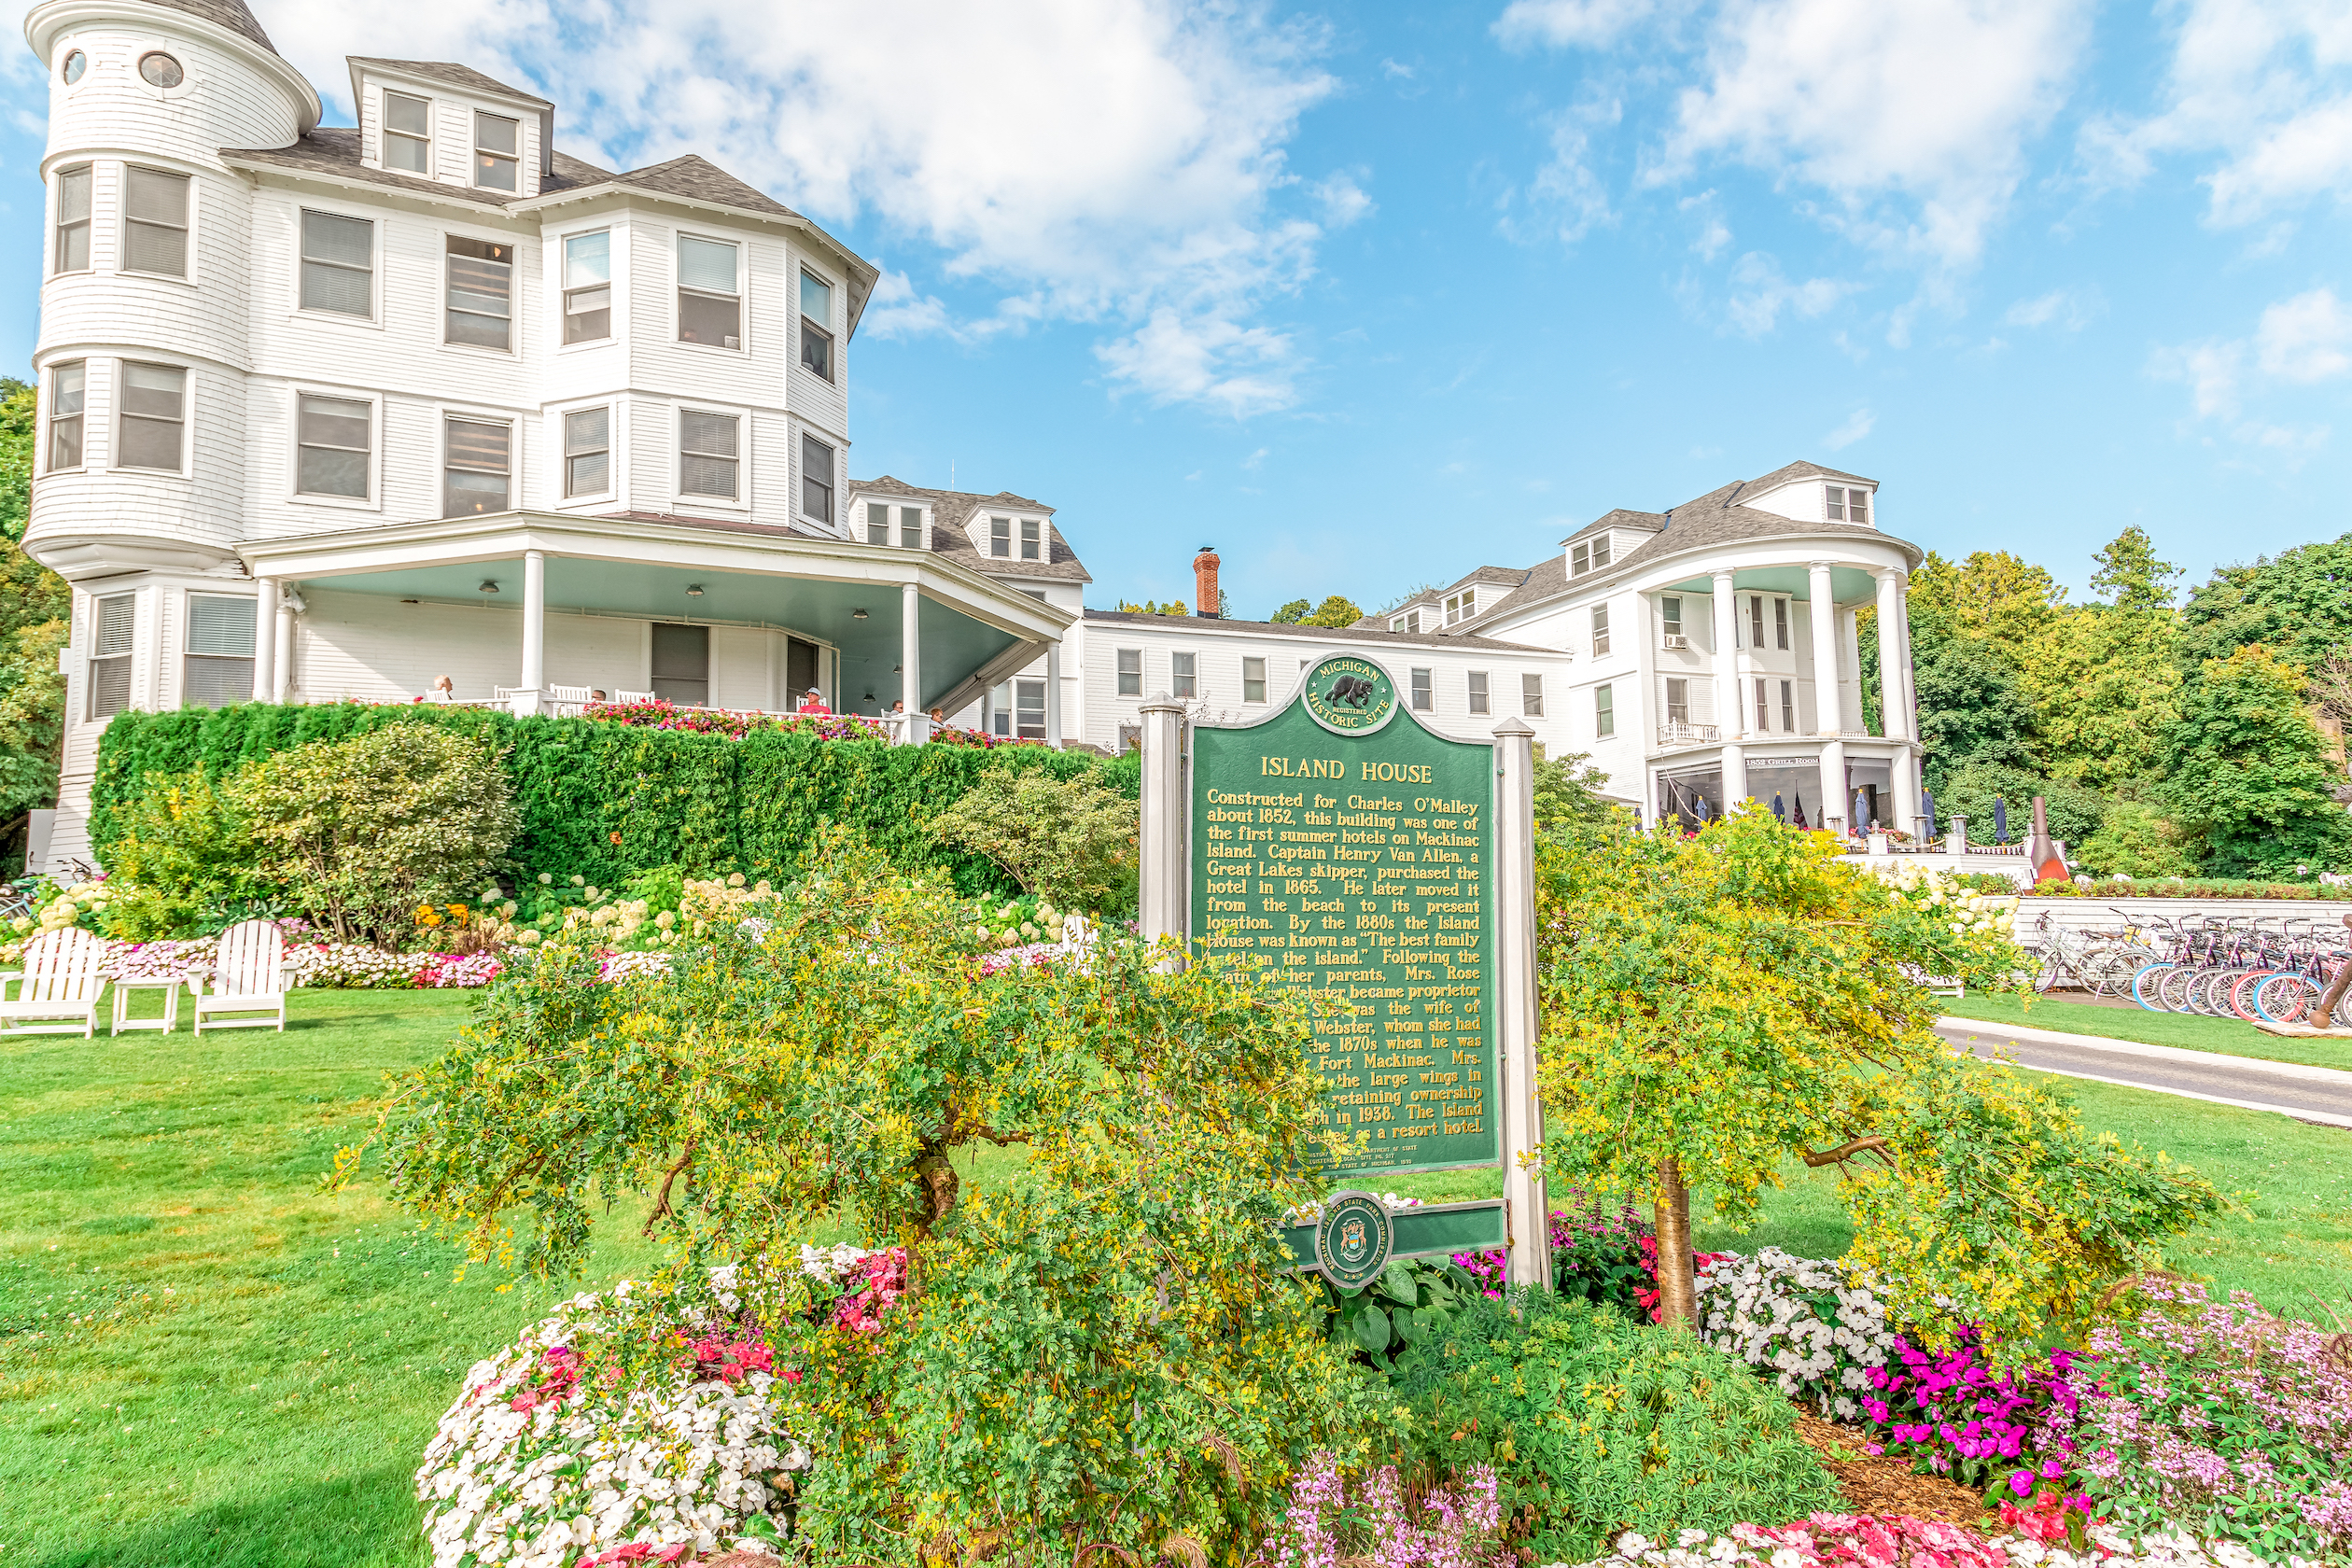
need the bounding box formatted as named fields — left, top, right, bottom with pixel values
left=1561, top=508, right=1668, bottom=545
left=610, top=155, right=803, bottom=219
left=1731, top=459, right=1874, bottom=501
left=221, top=128, right=613, bottom=204
left=854, top=477, right=1091, bottom=584
left=348, top=57, right=552, bottom=106
left=147, top=0, right=274, bottom=52
left=1086, top=609, right=1554, bottom=653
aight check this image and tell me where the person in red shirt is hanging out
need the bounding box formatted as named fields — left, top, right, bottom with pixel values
left=796, top=687, right=831, bottom=716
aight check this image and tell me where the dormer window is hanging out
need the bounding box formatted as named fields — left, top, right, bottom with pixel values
left=989, top=516, right=1011, bottom=558
left=384, top=92, right=431, bottom=175
left=1444, top=589, right=1473, bottom=625
left=473, top=111, right=519, bottom=192
left=865, top=502, right=922, bottom=547
left=1571, top=535, right=1612, bottom=576
left=1021, top=519, right=1041, bottom=561
left=1827, top=485, right=1869, bottom=524
left=1391, top=609, right=1421, bottom=634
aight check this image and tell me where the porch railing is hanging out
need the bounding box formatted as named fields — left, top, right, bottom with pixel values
left=1656, top=720, right=1720, bottom=746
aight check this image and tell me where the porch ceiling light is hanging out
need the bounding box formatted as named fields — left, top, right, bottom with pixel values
left=686, top=584, right=705, bottom=596
left=852, top=608, right=869, bottom=619
left=478, top=581, right=499, bottom=594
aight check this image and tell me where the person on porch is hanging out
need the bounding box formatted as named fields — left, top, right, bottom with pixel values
left=424, top=675, right=455, bottom=704
left=796, top=687, right=830, bottom=716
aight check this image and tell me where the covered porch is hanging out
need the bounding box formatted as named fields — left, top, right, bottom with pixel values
left=1648, top=738, right=1916, bottom=839
left=237, top=512, right=1071, bottom=745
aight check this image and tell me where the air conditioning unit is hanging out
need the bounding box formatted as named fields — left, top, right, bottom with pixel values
left=1661, top=634, right=1690, bottom=650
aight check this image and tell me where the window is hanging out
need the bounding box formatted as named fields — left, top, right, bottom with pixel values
left=1020, top=519, right=1041, bottom=561
left=989, top=516, right=1011, bottom=557
left=473, top=111, right=518, bottom=191
left=1590, top=603, right=1611, bottom=657
left=124, top=167, right=189, bottom=276
left=899, top=507, right=921, bottom=548
left=1749, top=595, right=1766, bottom=650
left=563, top=406, right=609, bottom=497
left=1665, top=677, right=1688, bottom=724
left=1467, top=670, right=1489, bottom=714
left=88, top=593, right=134, bottom=719
left=1571, top=541, right=1589, bottom=576
left=798, top=271, right=833, bottom=381
left=1826, top=485, right=1869, bottom=524
left=1410, top=668, right=1433, bottom=711
left=62, top=49, right=87, bottom=85
left=865, top=501, right=890, bottom=545
left=442, top=416, right=510, bottom=515
left=1780, top=679, right=1796, bottom=732
left=54, top=165, right=91, bottom=273
left=1172, top=651, right=1197, bottom=699
left=384, top=91, right=431, bottom=174
left=1593, top=536, right=1611, bottom=568
left=680, top=409, right=740, bottom=499
left=1755, top=678, right=1770, bottom=731
left=1594, top=683, right=1615, bottom=737
left=1445, top=589, right=1473, bottom=625
left=563, top=231, right=611, bottom=343
left=183, top=593, right=256, bottom=707
left=800, top=433, right=833, bottom=521
left=1117, top=649, right=1141, bottom=697
left=138, top=51, right=182, bottom=88
left=1661, top=595, right=1681, bottom=637
left=1243, top=656, right=1267, bottom=703
left=677, top=235, right=741, bottom=347
left=989, top=682, right=1011, bottom=735
left=296, top=393, right=370, bottom=497
left=299, top=210, right=373, bottom=316
left=1015, top=679, right=1046, bottom=739
left=1773, top=596, right=1789, bottom=651
left=1392, top=609, right=1421, bottom=634
left=651, top=623, right=709, bottom=707
left=444, top=235, right=513, bottom=349
left=118, top=363, right=186, bottom=471
left=1521, top=672, right=1545, bottom=717
left=47, top=361, right=84, bottom=470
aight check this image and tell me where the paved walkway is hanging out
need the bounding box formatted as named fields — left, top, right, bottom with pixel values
left=1935, top=1015, right=2352, bottom=1129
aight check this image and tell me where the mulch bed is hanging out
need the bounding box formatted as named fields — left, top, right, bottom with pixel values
left=1789, top=1409, right=1997, bottom=1530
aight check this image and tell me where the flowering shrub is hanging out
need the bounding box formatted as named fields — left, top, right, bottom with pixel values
left=1453, top=1196, right=1651, bottom=1312
left=1561, top=1516, right=2318, bottom=1568
left=100, top=938, right=217, bottom=986
left=285, top=942, right=422, bottom=988
left=1253, top=1452, right=1509, bottom=1568
left=1862, top=1332, right=2086, bottom=1504
left=581, top=697, right=890, bottom=745
left=2, top=873, right=115, bottom=963
left=2076, top=1281, right=2352, bottom=1560
left=417, top=952, right=506, bottom=987
left=414, top=1269, right=807, bottom=1568
left=926, top=722, right=1043, bottom=749
left=1693, top=1249, right=1905, bottom=1421
left=596, top=950, right=672, bottom=985
left=1633, top=1234, right=1731, bottom=1323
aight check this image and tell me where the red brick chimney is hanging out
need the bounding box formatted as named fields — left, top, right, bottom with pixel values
left=1193, top=545, right=1221, bottom=618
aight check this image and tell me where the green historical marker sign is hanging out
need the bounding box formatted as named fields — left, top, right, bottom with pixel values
left=1191, top=653, right=1499, bottom=1176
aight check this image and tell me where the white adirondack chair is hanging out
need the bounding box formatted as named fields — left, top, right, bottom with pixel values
left=0, top=927, right=108, bottom=1039
left=189, top=918, right=291, bottom=1033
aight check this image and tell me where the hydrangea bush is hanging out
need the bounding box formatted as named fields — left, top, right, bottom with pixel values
left=1693, top=1249, right=1904, bottom=1420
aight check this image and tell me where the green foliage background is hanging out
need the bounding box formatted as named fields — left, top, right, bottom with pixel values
left=91, top=702, right=1139, bottom=895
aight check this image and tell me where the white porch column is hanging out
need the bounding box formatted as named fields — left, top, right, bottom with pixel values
left=250, top=578, right=277, bottom=703
left=1044, top=640, right=1064, bottom=749
left=1137, top=695, right=1188, bottom=961
left=1817, top=739, right=1846, bottom=836
left=517, top=550, right=546, bottom=715
left=272, top=595, right=294, bottom=704
left=1710, top=569, right=1740, bottom=739
left=1493, top=716, right=1549, bottom=1290
left=1807, top=563, right=1840, bottom=734
left=1873, top=569, right=1907, bottom=742
left=901, top=581, right=924, bottom=744
left=1721, top=742, right=1748, bottom=810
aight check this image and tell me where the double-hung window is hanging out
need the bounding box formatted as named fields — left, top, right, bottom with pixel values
left=296, top=393, right=371, bottom=497
left=1521, top=672, right=1545, bottom=717
left=384, top=91, right=431, bottom=174
left=299, top=210, right=373, bottom=316
left=124, top=168, right=190, bottom=276
left=445, top=235, right=513, bottom=349
left=564, top=407, right=609, bottom=497
left=1020, top=519, right=1041, bottom=561
left=563, top=231, right=611, bottom=343
left=119, top=364, right=187, bottom=471
left=989, top=516, right=1011, bottom=557
left=1594, top=683, right=1615, bottom=737
left=1826, top=485, right=1869, bottom=523
left=47, top=362, right=84, bottom=470
left=1172, top=651, right=1197, bottom=699
left=800, top=433, right=833, bottom=522
left=1664, top=677, right=1688, bottom=725
left=442, top=416, right=511, bottom=515
left=1445, top=589, right=1473, bottom=625
left=183, top=593, right=256, bottom=707
left=1748, top=595, right=1766, bottom=650
left=1661, top=595, right=1682, bottom=640
left=54, top=165, right=91, bottom=273
left=1780, top=679, right=1796, bottom=732
left=1755, top=678, right=1771, bottom=732
left=1116, top=649, right=1142, bottom=697
left=865, top=501, right=891, bottom=545
left=473, top=111, right=519, bottom=191
left=1410, top=668, right=1433, bottom=711
left=1392, top=609, right=1421, bottom=634
left=88, top=593, right=134, bottom=720
left=1571, top=536, right=1612, bottom=576
left=1467, top=670, right=1490, bottom=714
left=898, top=507, right=921, bottom=548
left=1015, top=679, right=1046, bottom=739
left=1773, top=596, right=1789, bottom=650
left=680, top=410, right=740, bottom=499
left=1590, top=603, right=1611, bottom=657
left=677, top=236, right=740, bottom=347
left=799, top=271, right=833, bottom=380
left=1243, top=656, right=1267, bottom=703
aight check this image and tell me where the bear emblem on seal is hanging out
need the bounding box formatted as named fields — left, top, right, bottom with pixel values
left=1326, top=674, right=1377, bottom=708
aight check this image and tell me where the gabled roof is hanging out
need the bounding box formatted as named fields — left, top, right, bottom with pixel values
left=1561, top=509, right=1668, bottom=546
left=852, top=477, right=1090, bottom=584
left=1085, top=609, right=1555, bottom=654
left=609, top=154, right=802, bottom=220
left=348, top=57, right=551, bottom=107
left=1731, top=460, right=1874, bottom=502
left=149, top=0, right=274, bottom=52
left=219, top=128, right=613, bottom=207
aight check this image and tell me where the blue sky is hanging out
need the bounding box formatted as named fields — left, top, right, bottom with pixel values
left=5, top=0, right=2348, bottom=617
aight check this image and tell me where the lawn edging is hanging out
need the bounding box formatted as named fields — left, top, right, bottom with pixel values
left=1934, top=1015, right=2352, bottom=1088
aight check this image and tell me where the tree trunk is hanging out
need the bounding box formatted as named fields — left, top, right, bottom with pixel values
left=1652, top=1157, right=1697, bottom=1329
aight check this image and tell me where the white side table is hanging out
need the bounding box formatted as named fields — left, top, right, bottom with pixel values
left=109, top=977, right=181, bottom=1035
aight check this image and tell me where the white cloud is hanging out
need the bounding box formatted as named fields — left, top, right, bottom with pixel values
left=1822, top=408, right=1874, bottom=449
left=1722, top=251, right=1851, bottom=335
left=1312, top=171, right=1376, bottom=228
left=1501, top=100, right=1621, bottom=247
left=2081, top=0, right=2352, bottom=227
left=242, top=0, right=1339, bottom=415
left=2255, top=287, right=2352, bottom=382
left=1679, top=189, right=1730, bottom=259
left=1493, top=0, right=1664, bottom=49
left=858, top=268, right=956, bottom=340
left=1650, top=0, right=2093, bottom=270
left=2152, top=286, right=2348, bottom=450
left=1380, top=58, right=1416, bottom=79
left=2003, top=289, right=2093, bottom=331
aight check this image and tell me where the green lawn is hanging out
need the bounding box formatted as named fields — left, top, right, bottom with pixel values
left=1942, top=991, right=2352, bottom=1074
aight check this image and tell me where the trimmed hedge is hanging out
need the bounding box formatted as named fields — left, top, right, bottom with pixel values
left=91, top=702, right=1138, bottom=896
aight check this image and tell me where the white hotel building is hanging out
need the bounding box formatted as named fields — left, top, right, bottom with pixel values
left=19, top=0, right=1924, bottom=871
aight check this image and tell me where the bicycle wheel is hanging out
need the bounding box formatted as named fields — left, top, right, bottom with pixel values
left=2253, top=973, right=2317, bottom=1024
left=2157, top=966, right=2203, bottom=1013
left=2190, top=970, right=2238, bottom=1016
left=2085, top=946, right=2155, bottom=998
left=2227, top=971, right=2271, bottom=1022
left=2132, top=963, right=2174, bottom=1011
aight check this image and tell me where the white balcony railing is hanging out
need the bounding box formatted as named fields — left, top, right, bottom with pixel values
left=1657, top=719, right=1720, bottom=745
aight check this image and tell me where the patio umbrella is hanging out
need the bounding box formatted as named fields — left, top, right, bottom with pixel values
left=1995, top=796, right=2009, bottom=843
left=1923, top=787, right=1938, bottom=838
left=1853, top=788, right=1870, bottom=832
left=1771, top=791, right=1786, bottom=821
left=1792, top=794, right=1809, bottom=830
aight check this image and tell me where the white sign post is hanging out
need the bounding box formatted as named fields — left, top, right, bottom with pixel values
left=1491, top=717, right=1549, bottom=1288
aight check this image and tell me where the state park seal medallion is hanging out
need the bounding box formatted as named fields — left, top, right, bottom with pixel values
left=1300, top=654, right=1398, bottom=736
left=1314, top=1190, right=1394, bottom=1290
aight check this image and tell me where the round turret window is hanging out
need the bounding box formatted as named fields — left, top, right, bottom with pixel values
left=138, top=51, right=183, bottom=88
left=62, top=50, right=88, bottom=84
